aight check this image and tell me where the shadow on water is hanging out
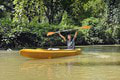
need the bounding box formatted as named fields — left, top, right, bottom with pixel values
left=63, top=61, right=120, bottom=66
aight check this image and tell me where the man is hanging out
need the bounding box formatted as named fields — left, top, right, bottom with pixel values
left=58, top=31, right=78, bottom=49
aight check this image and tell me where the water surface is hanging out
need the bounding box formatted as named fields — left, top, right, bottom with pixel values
left=0, top=45, right=120, bottom=80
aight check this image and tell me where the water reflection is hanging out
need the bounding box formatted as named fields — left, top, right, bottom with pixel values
left=21, top=58, right=120, bottom=71
left=20, top=58, right=76, bottom=70
left=20, top=58, right=77, bottom=80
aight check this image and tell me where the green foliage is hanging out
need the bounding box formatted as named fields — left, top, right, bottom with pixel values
left=0, top=0, right=120, bottom=48
left=60, top=11, right=74, bottom=25
left=0, top=0, right=13, bottom=18
left=43, top=0, right=64, bottom=24
left=83, top=0, right=106, bottom=17
left=13, top=0, right=45, bottom=23
left=68, top=0, right=104, bottom=23
left=82, top=17, right=99, bottom=26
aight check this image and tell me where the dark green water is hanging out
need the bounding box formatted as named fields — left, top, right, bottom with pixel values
left=0, top=45, right=120, bottom=80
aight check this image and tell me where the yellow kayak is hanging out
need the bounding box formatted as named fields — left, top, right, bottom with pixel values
left=19, top=48, right=81, bottom=59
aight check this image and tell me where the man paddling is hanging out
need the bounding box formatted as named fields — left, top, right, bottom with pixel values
left=58, top=31, right=78, bottom=49
left=47, top=26, right=90, bottom=49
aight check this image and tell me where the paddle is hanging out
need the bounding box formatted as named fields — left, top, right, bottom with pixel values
left=47, top=29, right=77, bottom=36
left=80, top=26, right=91, bottom=29
left=47, top=26, right=91, bottom=36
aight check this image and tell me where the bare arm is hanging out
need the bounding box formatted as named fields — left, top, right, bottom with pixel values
left=58, top=32, right=66, bottom=41
left=73, top=31, right=78, bottom=40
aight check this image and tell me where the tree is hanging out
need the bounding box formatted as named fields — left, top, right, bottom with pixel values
left=0, top=0, right=14, bottom=18
left=43, top=0, right=64, bottom=24
left=104, top=0, right=120, bottom=24
left=13, top=0, right=45, bottom=23
left=65, top=0, right=106, bottom=25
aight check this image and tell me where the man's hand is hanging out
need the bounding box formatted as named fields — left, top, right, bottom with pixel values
left=58, top=32, right=66, bottom=41
left=74, top=31, right=78, bottom=40
left=58, top=31, right=61, bottom=35
left=75, top=31, right=78, bottom=35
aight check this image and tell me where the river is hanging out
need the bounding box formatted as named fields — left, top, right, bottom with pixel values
left=0, top=45, right=120, bottom=80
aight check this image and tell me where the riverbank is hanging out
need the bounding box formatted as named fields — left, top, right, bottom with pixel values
left=1, top=44, right=120, bottom=51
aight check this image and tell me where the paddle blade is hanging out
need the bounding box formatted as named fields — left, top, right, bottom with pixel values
left=81, top=26, right=91, bottom=29
left=47, top=32, right=56, bottom=36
